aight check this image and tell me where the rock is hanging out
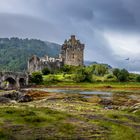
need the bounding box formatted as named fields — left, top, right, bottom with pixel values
left=3, top=91, right=22, bottom=100
left=99, top=99, right=113, bottom=105
left=0, top=97, right=11, bottom=103
left=133, top=103, right=140, bottom=109
left=104, top=106, right=114, bottom=110
left=104, top=86, right=112, bottom=88
left=0, top=90, right=33, bottom=103
left=18, top=95, right=33, bottom=102
left=130, top=103, right=140, bottom=112
left=10, top=100, right=17, bottom=104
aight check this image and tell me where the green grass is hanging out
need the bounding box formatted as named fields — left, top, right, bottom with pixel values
left=0, top=102, right=140, bottom=139
left=98, top=121, right=140, bottom=140
left=0, top=107, right=69, bottom=126
left=42, top=74, right=140, bottom=87
left=42, top=73, right=140, bottom=84
left=45, top=80, right=140, bottom=88
left=41, top=74, right=140, bottom=95
left=0, top=106, right=77, bottom=139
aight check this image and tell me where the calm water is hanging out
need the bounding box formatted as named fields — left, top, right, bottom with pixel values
left=28, top=88, right=112, bottom=96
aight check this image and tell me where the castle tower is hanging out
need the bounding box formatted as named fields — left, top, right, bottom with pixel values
left=61, top=35, right=85, bottom=66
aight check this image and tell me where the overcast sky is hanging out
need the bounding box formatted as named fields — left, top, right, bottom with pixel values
left=0, top=0, right=140, bottom=71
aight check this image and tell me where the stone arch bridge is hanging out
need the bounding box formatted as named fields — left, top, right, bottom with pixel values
left=0, top=72, right=28, bottom=89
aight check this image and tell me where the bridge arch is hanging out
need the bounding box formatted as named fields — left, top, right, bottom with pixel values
left=0, top=72, right=28, bottom=89
left=4, top=77, right=17, bottom=89
left=19, top=78, right=26, bottom=88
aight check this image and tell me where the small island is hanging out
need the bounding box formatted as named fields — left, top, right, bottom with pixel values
left=0, top=35, right=140, bottom=140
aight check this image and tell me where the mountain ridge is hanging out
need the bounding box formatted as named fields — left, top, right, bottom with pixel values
left=0, top=37, right=61, bottom=71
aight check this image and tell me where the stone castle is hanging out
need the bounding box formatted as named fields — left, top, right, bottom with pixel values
left=28, top=35, right=85, bottom=74
left=61, top=35, right=84, bottom=66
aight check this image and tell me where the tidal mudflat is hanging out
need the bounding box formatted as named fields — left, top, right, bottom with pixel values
left=0, top=88, right=140, bottom=140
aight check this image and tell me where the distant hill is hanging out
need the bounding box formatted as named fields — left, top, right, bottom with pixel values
left=84, top=60, right=112, bottom=69
left=84, top=61, right=98, bottom=66
left=0, top=38, right=61, bottom=71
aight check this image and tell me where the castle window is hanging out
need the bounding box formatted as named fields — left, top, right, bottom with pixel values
left=73, top=54, right=74, bottom=59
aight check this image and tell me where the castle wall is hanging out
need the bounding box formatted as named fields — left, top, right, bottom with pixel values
left=28, top=55, right=63, bottom=74
left=61, top=35, right=84, bottom=66
left=28, top=55, right=43, bottom=74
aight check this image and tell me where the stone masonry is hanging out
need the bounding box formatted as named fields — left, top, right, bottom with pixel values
left=28, top=35, right=85, bottom=74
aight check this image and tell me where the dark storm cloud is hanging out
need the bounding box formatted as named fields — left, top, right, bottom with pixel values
left=0, top=0, right=140, bottom=71
left=92, top=0, right=140, bottom=33
left=1, top=0, right=140, bottom=38
left=0, top=13, right=61, bottom=41
left=50, top=0, right=139, bottom=32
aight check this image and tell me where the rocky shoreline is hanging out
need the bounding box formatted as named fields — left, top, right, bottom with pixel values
left=0, top=90, right=33, bottom=103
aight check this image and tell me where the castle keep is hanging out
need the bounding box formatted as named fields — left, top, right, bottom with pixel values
left=28, top=35, right=85, bottom=74
left=61, top=35, right=84, bottom=66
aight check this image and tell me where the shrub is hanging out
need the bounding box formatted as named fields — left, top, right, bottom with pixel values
left=61, top=65, right=82, bottom=74
left=94, top=64, right=109, bottom=76
left=43, top=75, right=60, bottom=84
left=113, top=68, right=120, bottom=78
left=73, top=73, right=86, bottom=83
left=84, top=68, right=93, bottom=82
left=118, top=74, right=126, bottom=82
left=136, top=75, right=140, bottom=82
left=73, top=67, right=93, bottom=82
left=113, top=68, right=129, bottom=82
left=118, top=69, right=129, bottom=82
left=42, top=67, right=51, bottom=75
left=104, top=74, right=117, bottom=82
left=30, top=72, right=43, bottom=84
left=106, top=74, right=114, bottom=79
left=129, top=73, right=137, bottom=82
left=61, top=65, right=72, bottom=73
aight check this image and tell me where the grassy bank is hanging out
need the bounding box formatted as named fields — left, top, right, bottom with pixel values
left=45, top=81, right=140, bottom=88
left=41, top=77, right=140, bottom=93
left=42, top=74, right=140, bottom=88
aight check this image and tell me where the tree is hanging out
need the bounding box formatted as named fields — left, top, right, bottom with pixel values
left=118, top=69, right=129, bottom=82
left=113, top=68, right=120, bottom=78
left=61, top=65, right=71, bottom=73
left=30, top=72, right=43, bottom=84
left=84, top=67, right=93, bottom=82
left=73, top=67, right=93, bottom=82
left=42, top=67, right=50, bottom=75
left=0, top=38, right=60, bottom=71
left=113, top=68, right=129, bottom=82
left=136, top=75, right=140, bottom=82
left=61, top=65, right=80, bottom=74
left=94, top=64, right=108, bottom=76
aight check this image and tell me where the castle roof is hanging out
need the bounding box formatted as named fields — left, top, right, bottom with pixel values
left=62, top=35, right=85, bottom=49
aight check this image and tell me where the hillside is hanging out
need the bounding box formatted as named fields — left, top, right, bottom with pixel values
left=0, top=38, right=61, bottom=71
left=84, top=60, right=112, bottom=69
